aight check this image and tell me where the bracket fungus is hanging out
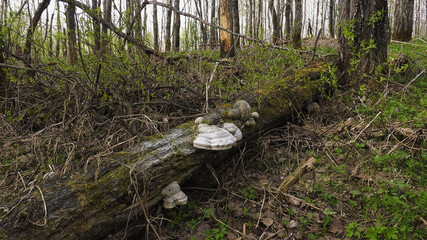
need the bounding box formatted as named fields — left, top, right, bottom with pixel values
left=223, top=122, right=242, bottom=140
left=193, top=123, right=237, bottom=150
left=161, top=181, right=188, bottom=209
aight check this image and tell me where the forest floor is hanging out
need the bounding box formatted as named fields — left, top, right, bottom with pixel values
left=1, top=38, right=426, bottom=239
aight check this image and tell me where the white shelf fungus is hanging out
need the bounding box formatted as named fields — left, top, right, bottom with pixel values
left=161, top=181, right=188, bottom=209
left=223, top=123, right=242, bottom=141
left=193, top=123, right=237, bottom=150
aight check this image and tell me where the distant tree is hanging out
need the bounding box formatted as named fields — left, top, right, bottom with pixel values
left=24, top=0, right=51, bottom=64
left=66, top=3, right=78, bottom=65
left=101, top=0, right=112, bottom=56
left=172, top=0, right=180, bottom=51
left=230, top=0, right=240, bottom=49
left=209, top=0, right=217, bottom=48
left=392, top=0, right=414, bottom=41
left=219, top=0, right=234, bottom=57
left=292, top=0, right=302, bottom=49
left=165, top=0, right=172, bottom=51
left=92, top=0, right=101, bottom=53
left=284, top=0, right=292, bottom=39
left=0, top=24, right=6, bottom=100
left=269, top=0, right=280, bottom=44
left=153, top=4, right=159, bottom=50
left=338, top=0, right=390, bottom=77
left=329, top=0, right=335, bottom=38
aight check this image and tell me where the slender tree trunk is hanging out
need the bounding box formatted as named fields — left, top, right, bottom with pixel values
left=153, top=4, right=159, bottom=50
left=0, top=24, right=6, bottom=100
left=135, top=0, right=142, bottom=41
left=23, top=0, right=51, bottom=64
left=248, top=0, right=253, bottom=39
left=269, top=0, right=280, bottom=44
left=66, top=3, right=78, bottom=65
left=101, top=0, right=112, bottom=56
left=219, top=0, right=234, bottom=57
left=338, top=0, right=390, bottom=77
left=230, top=0, right=240, bottom=49
left=195, top=0, right=207, bottom=49
left=315, top=0, right=320, bottom=35
left=172, top=0, right=180, bottom=51
left=49, top=10, right=54, bottom=55
left=392, top=0, right=415, bottom=41
left=92, top=0, right=100, bottom=53
left=293, top=0, right=302, bottom=49
left=209, top=0, right=217, bottom=48
left=165, top=0, right=172, bottom=51
left=284, top=0, right=291, bottom=39
left=329, top=0, right=335, bottom=38
left=56, top=0, right=60, bottom=57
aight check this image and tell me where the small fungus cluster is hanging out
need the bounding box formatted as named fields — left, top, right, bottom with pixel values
left=161, top=181, right=188, bottom=209
left=227, top=100, right=259, bottom=127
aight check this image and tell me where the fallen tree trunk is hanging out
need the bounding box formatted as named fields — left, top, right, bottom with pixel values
left=0, top=56, right=338, bottom=240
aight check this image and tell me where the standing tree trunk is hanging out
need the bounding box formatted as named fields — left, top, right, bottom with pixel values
left=135, top=0, right=143, bottom=41
left=248, top=0, right=253, bottom=39
left=293, top=0, right=302, bottom=49
left=92, top=0, right=100, bottom=53
left=172, top=0, right=180, bottom=51
left=165, top=0, right=172, bottom=51
left=101, top=0, right=112, bottom=56
left=153, top=4, right=159, bottom=50
left=0, top=24, right=6, bottom=100
left=329, top=0, right=335, bottom=38
left=195, top=0, right=207, bottom=49
left=219, top=0, right=234, bottom=57
left=284, top=0, right=291, bottom=39
left=55, top=0, right=61, bottom=57
left=338, top=0, right=390, bottom=77
left=230, top=0, right=240, bottom=49
left=269, top=0, right=280, bottom=44
left=209, top=0, right=217, bottom=48
left=256, top=0, right=263, bottom=39
left=392, top=0, right=415, bottom=41
left=23, top=0, right=51, bottom=64
left=66, top=3, right=78, bottom=65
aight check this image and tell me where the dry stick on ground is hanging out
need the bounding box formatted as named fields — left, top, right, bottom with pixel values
left=278, top=157, right=316, bottom=193
left=403, top=69, right=425, bottom=91
left=204, top=62, right=220, bottom=113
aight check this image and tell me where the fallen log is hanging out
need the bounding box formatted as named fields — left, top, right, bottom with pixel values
left=0, top=56, right=338, bottom=240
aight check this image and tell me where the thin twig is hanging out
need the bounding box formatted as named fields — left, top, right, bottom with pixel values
left=255, top=188, right=266, bottom=229
left=311, top=28, right=322, bottom=61
left=350, top=111, right=381, bottom=143
left=204, top=62, right=220, bottom=113
left=403, top=70, right=425, bottom=91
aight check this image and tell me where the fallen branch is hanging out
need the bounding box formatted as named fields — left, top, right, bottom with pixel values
left=278, top=157, right=316, bottom=193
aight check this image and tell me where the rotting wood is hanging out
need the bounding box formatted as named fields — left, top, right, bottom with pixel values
left=278, top=157, right=317, bottom=193
left=0, top=56, right=338, bottom=240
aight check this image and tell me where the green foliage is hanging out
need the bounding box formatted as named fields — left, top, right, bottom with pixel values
left=205, top=221, right=228, bottom=240
left=241, top=186, right=256, bottom=200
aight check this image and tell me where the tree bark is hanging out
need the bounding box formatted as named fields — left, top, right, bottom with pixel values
left=338, top=0, right=390, bottom=77
left=219, top=0, right=234, bottom=57
left=392, top=0, right=415, bottom=41
left=23, top=0, right=51, bottom=65
left=209, top=0, right=217, bottom=48
left=269, top=0, right=280, bottom=44
left=0, top=24, right=6, bottom=100
left=0, top=56, right=339, bottom=240
left=55, top=0, right=60, bottom=57
left=329, top=0, right=335, bottom=38
left=66, top=3, right=78, bottom=65
left=172, top=0, right=180, bottom=51
left=230, top=0, right=240, bottom=49
left=284, top=0, right=291, bottom=39
left=293, top=0, right=302, bottom=49
left=92, top=0, right=101, bottom=53
left=101, top=0, right=112, bottom=56
left=165, top=0, right=173, bottom=51
left=153, top=4, right=159, bottom=50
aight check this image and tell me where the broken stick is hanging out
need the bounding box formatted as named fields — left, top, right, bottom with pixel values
left=278, top=157, right=317, bottom=193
